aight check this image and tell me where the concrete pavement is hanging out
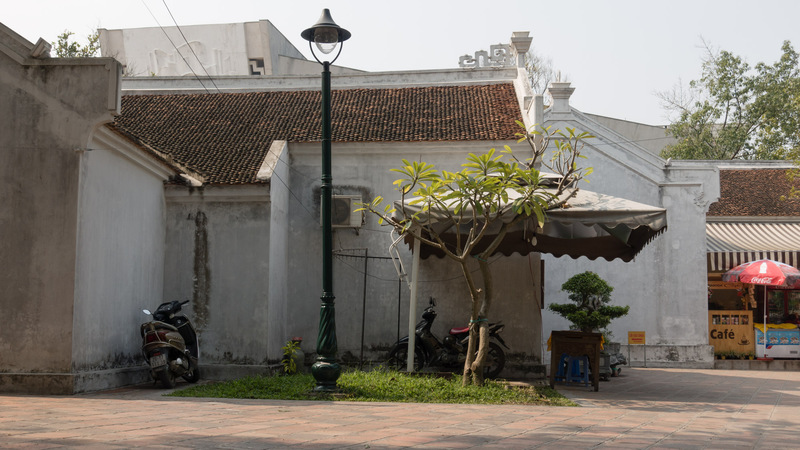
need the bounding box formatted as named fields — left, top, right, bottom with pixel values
left=2, top=367, right=800, bottom=448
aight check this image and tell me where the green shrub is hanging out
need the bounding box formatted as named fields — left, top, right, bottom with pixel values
left=548, top=271, right=629, bottom=333
left=281, top=339, right=301, bottom=374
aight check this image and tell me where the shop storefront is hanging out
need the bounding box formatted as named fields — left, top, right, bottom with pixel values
left=706, top=221, right=800, bottom=360
left=708, top=280, right=800, bottom=359
left=704, top=165, right=800, bottom=361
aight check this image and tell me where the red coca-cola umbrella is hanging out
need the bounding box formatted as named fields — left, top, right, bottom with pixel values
left=722, top=259, right=800, bottom=287
left=722, top=259, right=800, bottom=358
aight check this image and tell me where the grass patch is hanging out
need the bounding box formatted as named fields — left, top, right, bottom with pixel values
left=168, top=370, right=576, bottom=406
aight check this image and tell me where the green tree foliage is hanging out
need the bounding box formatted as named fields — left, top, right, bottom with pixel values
left=361, top=124, right=593, bottom=386
left=53, top=30, right=100, bottom=58
left=548, top=272, right=628, bottom=333
left=659, top=40, right=800, bottom=160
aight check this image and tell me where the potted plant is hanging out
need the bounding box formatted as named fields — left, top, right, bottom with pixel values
left=548, top=272, right=629, bottom=382
left=549, top=272, right=629, bottom=333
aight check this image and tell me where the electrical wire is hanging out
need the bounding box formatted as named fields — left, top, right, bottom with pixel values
left=334, top=251, right=503, bottom=284
left=161, top=0, right=221, bottom=93
left=138, top=0, right=213, bottom=94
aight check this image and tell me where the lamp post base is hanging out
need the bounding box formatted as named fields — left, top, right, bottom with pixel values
left=311, top=357, right=341, bottom=392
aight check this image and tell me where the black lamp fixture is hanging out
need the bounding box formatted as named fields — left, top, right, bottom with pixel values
left=301, top=8, right=351, bottom=64
left=301, top=9, right=350, bottom=392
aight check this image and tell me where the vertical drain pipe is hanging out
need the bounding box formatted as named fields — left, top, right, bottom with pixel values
left=359, top=248, right=368, bottom=370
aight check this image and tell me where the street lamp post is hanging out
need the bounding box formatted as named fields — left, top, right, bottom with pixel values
left=301, top=9, right=351, bottom=392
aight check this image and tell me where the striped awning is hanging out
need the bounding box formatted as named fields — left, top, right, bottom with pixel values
left=707, top=222, right=800, bottom=272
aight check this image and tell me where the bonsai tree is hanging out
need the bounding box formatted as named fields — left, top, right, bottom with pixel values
left=549, top=271, right=629, bottom=333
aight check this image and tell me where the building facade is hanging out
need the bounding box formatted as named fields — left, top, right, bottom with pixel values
left=1, top=20, right=722, bottom=393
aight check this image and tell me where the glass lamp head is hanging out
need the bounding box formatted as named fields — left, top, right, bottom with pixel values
left=301, top=9, right=351, bottom=61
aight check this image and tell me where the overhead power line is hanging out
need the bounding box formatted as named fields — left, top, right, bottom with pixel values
left=160, top=0, right=221, bottom=93
left=138, top=0, right=218, bottom=93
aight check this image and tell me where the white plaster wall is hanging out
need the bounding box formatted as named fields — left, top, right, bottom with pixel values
left=72, top=131, right=169, bottom=374
left=584, top=113, right=677, bottom=156
left=538, top=110, right=718, bottom=365
left=0, top=34, right=121, bottom=392
left=267, top=143, right=291, bottom=358
left=162, top=187, right=271, bottom=365
left=101, top=20, right=319, bottom=77
left=245, top=20, right=308, bottom=76
left=285, top=140, right=544, bottom=366
left=102, top=23, right=249, bottom=76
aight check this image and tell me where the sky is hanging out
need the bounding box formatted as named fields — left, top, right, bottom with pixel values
left=4, top=0, right=800, bottom=125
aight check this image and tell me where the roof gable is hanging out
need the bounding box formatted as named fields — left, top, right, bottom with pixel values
left=542, top=108, right=667, bottom=185
left=113, top=83, right=521, bottom=184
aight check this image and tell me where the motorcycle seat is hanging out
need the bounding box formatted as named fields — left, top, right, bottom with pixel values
left=147, top=321, right=179, bottom=332
left=449, top=326, right=469, bottom=335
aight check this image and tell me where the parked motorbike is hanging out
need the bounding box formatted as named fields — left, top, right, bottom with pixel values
left=386, top=298, right=508, bottom=378
left=140, top=300, right=200, bottom=388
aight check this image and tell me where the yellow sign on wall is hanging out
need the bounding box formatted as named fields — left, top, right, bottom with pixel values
left=628, top=331, right=646, bottom=345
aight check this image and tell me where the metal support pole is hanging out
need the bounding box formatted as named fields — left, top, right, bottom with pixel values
left=407, top=237, right=421, bottom=371
left=397, top=279, right=401, bottom=343
left=312, top=61, right=341, bottom=391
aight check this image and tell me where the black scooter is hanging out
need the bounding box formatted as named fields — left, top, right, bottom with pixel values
left=140, top=300, right=200, bottom=388
left=386, top=298, right=508, bottom=378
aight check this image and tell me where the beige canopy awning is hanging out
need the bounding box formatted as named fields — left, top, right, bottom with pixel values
left=707, top=222, right=800, bottom=272
left=395, top=188, right=667, bottom=262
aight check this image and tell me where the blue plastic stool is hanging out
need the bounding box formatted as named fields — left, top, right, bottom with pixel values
left=554, top=353, right=571, bottom=382
left=566, top=355, right=590, bottom=386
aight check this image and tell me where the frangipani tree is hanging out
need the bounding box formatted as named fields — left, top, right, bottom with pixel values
left=362, top=123, right=593, bottom=386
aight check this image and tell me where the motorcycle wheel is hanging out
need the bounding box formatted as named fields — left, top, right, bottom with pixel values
left=386, top=343, right=424, bottom=372
left=157, top=369, right=177, bottom=389
left=182, top=365, right=200, bottom=383
left=482, top=342, right=506, bottom=379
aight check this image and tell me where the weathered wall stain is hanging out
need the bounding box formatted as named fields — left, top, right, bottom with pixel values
left=193, top=211, right=210, bottom=329
left=72, top=352, right=140, bottom=372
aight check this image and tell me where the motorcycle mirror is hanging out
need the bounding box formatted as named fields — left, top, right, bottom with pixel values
left=143, top=309, right=151, bottom=315
left=429, top=297, right=436, bottom=306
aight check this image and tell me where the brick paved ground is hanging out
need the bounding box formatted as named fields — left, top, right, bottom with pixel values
left=1, top=367, right=799, bottom=448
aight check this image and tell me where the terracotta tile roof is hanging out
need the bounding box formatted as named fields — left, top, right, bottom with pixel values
left=708, top=168, right=800, bottom=217
left=112, top=84, right=521, bottom=184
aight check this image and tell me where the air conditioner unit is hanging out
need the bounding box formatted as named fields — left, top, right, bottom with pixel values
left=328, top=195, right=363, bottom=228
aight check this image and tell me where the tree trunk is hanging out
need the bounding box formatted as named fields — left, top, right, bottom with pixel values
left=470, top=322, right=489, bottom=386
left=461, top=258, right=494, bottom=387
left=470, top=258, right=493, bottom=386
left=462, top=323, right=478, bottom=386
left=459, top=260, right=483, bottom=386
